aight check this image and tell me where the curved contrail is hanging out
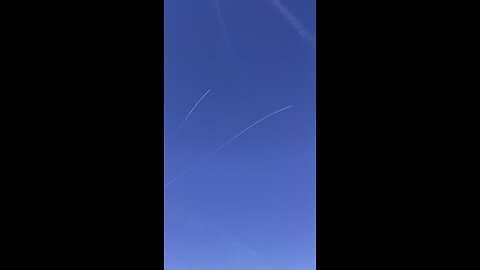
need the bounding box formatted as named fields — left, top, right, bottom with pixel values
left=165, top=105, right=293, bottom=189
left=173, top=89, right=212, bottom=142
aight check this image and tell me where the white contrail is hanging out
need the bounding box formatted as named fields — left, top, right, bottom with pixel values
left=173, top=89, right=212, bottom=141
left=164, top=105, right=293, bottom=189
left=269, top=0, right=316, bottom=44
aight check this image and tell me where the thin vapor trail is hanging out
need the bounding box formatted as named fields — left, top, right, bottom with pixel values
left=215, top=0, right=233, bottom=52
left=164, top=105, right=293, bottom=189
left=214, top=0, right=250, bottom=79
left=269, top=0, right=316, bottom=45
left=173, top=89, right=211, bottom=141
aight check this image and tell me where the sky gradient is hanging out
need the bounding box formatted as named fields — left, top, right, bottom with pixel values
left=164, top=0, right=316, bottom=269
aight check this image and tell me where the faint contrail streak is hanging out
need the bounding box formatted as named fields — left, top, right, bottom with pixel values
left=215, top=0, right=233, bottom=52
left=173, top=89, right=212, bottom=141
left=164, top=105, right=293, bottom=189
left=269, top=0, right=316, bottom=44
left=214, top=0, right=251, bottom=79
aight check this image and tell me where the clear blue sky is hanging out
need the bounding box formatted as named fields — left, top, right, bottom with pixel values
left=164, top=0, right=315, bottom=269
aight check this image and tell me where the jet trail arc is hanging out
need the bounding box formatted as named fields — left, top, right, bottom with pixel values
left=173, top=89, right=212, bottom=142
left=164, top=105, right=293, bottom=189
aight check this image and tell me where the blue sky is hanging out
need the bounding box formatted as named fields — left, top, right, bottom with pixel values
left=164, top=0, right=315, bottom=269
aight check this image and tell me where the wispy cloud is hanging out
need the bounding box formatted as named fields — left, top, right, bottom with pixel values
left=269, top=0, right=315, bottom=44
